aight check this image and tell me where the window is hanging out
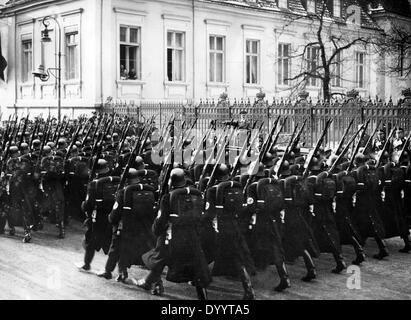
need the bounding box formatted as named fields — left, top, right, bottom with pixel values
left=306, top=46, right=319, bottom=87
left=167, top=31, right=185, bottom=82
left=119, top=26, right=141, bottom=80
left=331, top=51, right=342, bottom=87
left=333, top=0, right=341, bottom=17
left=22, top=39, right=32, bottom=83
left=65, top=32, right=79, bottom=80
left=355, top=52, right=365, bottom=88
left=278, top=43, right=291, bottom=86
left=209, top=35, right=225, bottom=83
left=246, top=40, right=260, bottom=84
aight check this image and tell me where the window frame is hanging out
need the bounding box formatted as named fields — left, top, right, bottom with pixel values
left=355, top=51, right=365, bottom=89
left=119, top=25, right=142, bottom=81
left=166, top=30, right=186, bottom=82
left=65, top=31, right=79, bottom=81
left=209, top=35, right=225, bottom=84
left=245, top=39, right=260, bottom=85
left=278, top=43, right=291, bottom=86
left=21, top=38, right=33, bottom=83
left=331, top=51, right=342, bottom=88
left=306, top=45, right=320, bottom=87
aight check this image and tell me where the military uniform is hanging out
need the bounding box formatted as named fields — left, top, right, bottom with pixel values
left=139, top=169, right=211, bottom=300
left=99, top=170, right=157, bottom=281
left=80, top=161, right=120, bottom=270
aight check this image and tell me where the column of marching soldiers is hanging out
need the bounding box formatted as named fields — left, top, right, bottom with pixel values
left=0, top=111, right=410, bottom=300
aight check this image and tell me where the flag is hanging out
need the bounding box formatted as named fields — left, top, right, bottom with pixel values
left=0, top=34, right=7, bottom=81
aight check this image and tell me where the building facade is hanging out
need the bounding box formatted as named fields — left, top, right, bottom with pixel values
left=0, top=0, right=410, bottom=117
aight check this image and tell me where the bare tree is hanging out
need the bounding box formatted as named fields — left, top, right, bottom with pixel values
left=280, top=1, right=372, bottom=101
left=373, top=23, right=411, bottom=77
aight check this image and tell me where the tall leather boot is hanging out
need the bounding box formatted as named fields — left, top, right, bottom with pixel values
left=331, top=253, right=347, bottom=274
left=58, top=222, right=65, bottom=239
left=373, top=237, right=389, bottom=260
left=351, top=236, right=366, bottom=265
left=23, top=229, right=32, bottom=243
left=399, top=236, right=411, bottom=253
left=239, top=266, right=256, bottom=300
left=302, top=250, right=316, bottom=282
left=79, top=246, right=95, bottom=271
left=196, top=286, right=208, bottom=300
left=274, top=262, right=291, bottom=292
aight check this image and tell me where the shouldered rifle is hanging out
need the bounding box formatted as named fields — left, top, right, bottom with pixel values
left=375, top=128, right=395, bottom=168
left=302, top=118, right=333, bottom=179
left=260, top=115, right=281, bottom=158
left=267, top=116, right=287, bottom=154
left=64, top=124, right=82, bottom=163
left=290, top=118, right=308, bottom=152
left=82, top=120, right=94, bottom=147
left=115, top=129, right=144, bottom=197
left=242, top=117, right=283, bottom=194
left=230, top=122, right=264, bottom=177
left=88, top=142, right=103, bottom=183
left=29, top=121, right=39, bottom=151
left=273, top=122, right=300, bottom=177
left=347, top=120, right=371, bottom=172
left=197, top=123, right=230, bottom=184
left=328, top=122, right=367, bottom=174
left=19, top=114, right=30, bottom=147
left=396, top=130, right=411, bottom=165
left=334, top=118, right=355, bottom=155
left=189, top=120, right=215, bottom=169
left=203, top=127, right=237, bottom=195
left=363, top=120, right=382, bottom=154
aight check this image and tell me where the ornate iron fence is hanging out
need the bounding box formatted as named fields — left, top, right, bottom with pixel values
left=102, top=89, right=411, bottom=149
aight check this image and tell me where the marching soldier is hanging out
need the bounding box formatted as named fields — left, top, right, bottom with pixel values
left=78, top=160, right=120, bottom=272
left=203, top=164, right=256, bottom=300
left=309, top=159, right=347, bottom=274
left=244, top=163, right=291, bottom=292
left=98, top=168, right=157, bottom=282
left=282, top=161, right=320, bottom=282
left=138, top=168, right=211, bottom=300
left=40, top=146, right=66, bottom=238
left=352, top=154, right=388, bottom=260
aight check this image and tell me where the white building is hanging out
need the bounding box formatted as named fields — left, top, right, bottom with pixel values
left=0, top=0, right=410, bottom=117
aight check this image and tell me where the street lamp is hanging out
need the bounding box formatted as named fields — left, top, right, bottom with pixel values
left=33, top=16, right=62, bottom=122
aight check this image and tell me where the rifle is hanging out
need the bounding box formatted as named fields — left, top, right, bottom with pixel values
left=260, top=115, right=281, bottom=158
left=302, top=118, right=333, bottom=179
left=328, top=122, right=367, bottom=174
left=375, top=128, right=395, bottom=168
left=19, top=114, right=30, bottom=147
left=230, top=122, right=264, bottom=177
left=363, top=120, right=382, bottom=154
left=189, top=121, right=215, bottom=169
left=242, top=117, right=283, bottom=194
left=197, top=123, right=231, bottom=185
left=335, top=118, right=354, bottom=155
left=29, top=121, right=39, bottom=151
left=64, top=124, right=82, bottom=163
left=203, top=126, right=237, bottom=195
left=267, top=116, right=287, bottom=154
left=290, top=118, right=308, bottom=152
left=82, top=121, right=94, bottom=147
left=396, top=130, right=411, bottom=165
left=347, top=120, right=371, bottom=172
left=273, top=122, right=300, bottom=177
left=88, top=143, right=104, bottom=183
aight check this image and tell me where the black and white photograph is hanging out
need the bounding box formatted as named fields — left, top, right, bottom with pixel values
left=0, top=0, right=410, bottom=303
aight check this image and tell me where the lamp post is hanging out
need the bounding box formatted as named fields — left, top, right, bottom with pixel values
left=32, top=16, right=62, bottom=122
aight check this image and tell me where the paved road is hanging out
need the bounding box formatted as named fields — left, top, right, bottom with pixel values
left=0, top=221, right=410, bottom=300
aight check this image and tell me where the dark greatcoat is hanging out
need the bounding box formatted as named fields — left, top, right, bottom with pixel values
left=203, top=183, right=256, bottom=278
left=108, top=184, right=156, bottom=268
left=142, top=187, right=212, bottom=287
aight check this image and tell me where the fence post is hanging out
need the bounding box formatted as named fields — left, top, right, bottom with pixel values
left=159, top=102, right=162, bottom=128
